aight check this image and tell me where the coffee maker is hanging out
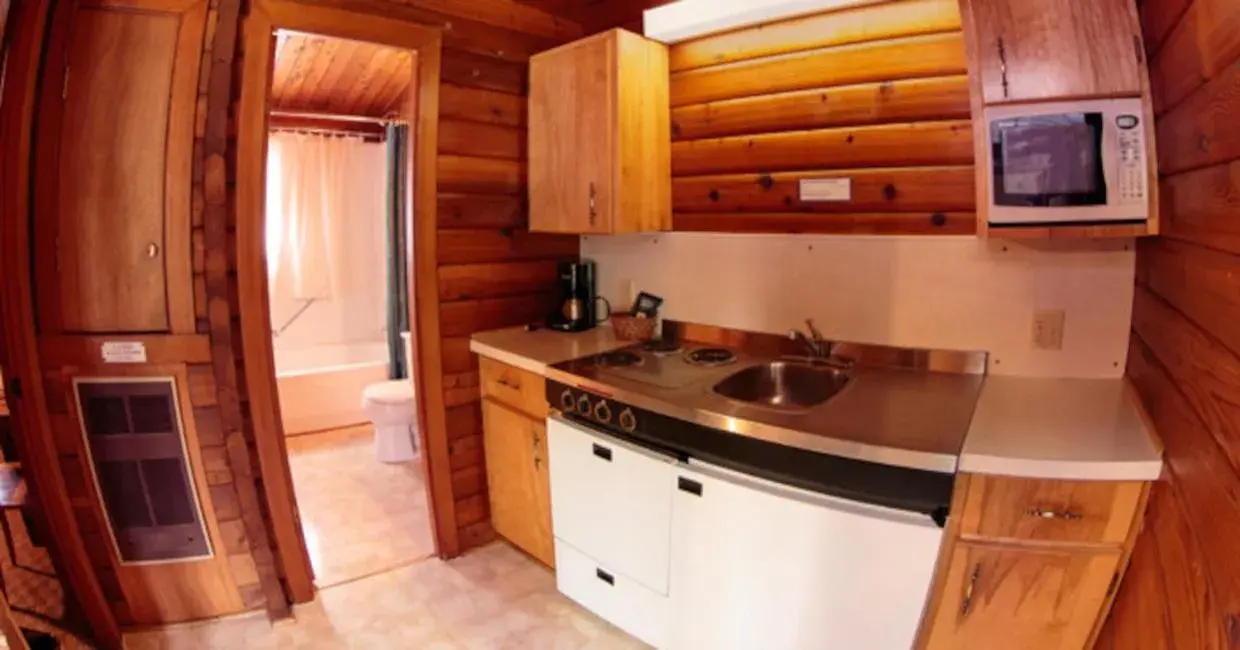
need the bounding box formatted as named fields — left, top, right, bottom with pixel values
left=548, top=261, right=610, bottom=332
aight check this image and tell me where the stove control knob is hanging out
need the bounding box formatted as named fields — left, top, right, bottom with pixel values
left=560, top=389, right=576, bottom=413
left=618, top=408, right=637, bottom=433
left=577, top=395, right=592, bottom=416
left=594, top=400, right=612, bottom=424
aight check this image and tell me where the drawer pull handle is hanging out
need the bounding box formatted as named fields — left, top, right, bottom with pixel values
left=592, top=444, right=612, bottom=461
left=595, top=568, right=614, bottom=586
left=678, top=477, right=703, bottom=496
left=961, top=563, right=981, bottom=618
left=497, top=377, right=519, bottom=389
left=1026, top=508, right=1082, bottom=521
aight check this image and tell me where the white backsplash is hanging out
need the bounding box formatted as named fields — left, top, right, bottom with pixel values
left=582, top=233, right=1135, bottom=379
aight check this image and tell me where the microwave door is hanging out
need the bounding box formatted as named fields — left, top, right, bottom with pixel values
left=989, top=113, right=1111, bottom=224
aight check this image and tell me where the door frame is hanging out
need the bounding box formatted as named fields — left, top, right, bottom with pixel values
left=0, top=1, right=124, bottom=647
left=236, top=0, right=453, bottom=603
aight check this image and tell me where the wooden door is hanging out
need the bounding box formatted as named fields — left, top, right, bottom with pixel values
left=967, top=0, right=1144, bottom=103
left=481, top=398, right=554, bottom=566
left=925, top=543, right=1120, bottom=650
left=529, top=32, right=614, bottom=234
left=34, top=0, right=201, bottom=334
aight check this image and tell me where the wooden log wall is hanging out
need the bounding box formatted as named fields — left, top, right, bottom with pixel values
left=666, top=0, right=977, bottom=235
left=1094, top=0, right=1240, bottom=647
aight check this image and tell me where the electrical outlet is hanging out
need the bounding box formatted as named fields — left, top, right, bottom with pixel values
left=1032, top=309, right=1066, bottom=351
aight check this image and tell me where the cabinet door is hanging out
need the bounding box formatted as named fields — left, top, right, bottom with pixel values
left=968, top=0, right=1143, bottom=103
left=529, top=34, right=614, bottom=234
left=669, top=463, right=944, bottom=650
left=481, top=399, right=554, bottom=566
left=35, top=0, right=202, bottom=333
left=926, top=543, right=1120, bottom=650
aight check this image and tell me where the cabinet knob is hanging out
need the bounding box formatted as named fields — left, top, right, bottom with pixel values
left=146, top=242, right=160, bottom=258
left=588, top=182, right=597, bottom=224
left=592, top=443, right=612, bottom=462
left=961, top=563, right=981, bottom=618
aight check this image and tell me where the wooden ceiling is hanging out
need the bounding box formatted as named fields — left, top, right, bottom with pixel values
left=270, top=31, right=414, bottom=118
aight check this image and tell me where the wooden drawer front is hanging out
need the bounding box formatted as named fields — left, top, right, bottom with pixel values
left=480, top=357, right=547, bottom=419
left=555, top=541, right=669, bottom=649
left=961, top=476, right=1143, bottom=545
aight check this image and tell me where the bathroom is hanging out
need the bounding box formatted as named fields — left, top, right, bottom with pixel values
left=262, top=31, right=433, bottom=587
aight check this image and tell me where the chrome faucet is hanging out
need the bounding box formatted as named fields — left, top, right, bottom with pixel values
left=789, top=319, right=833, bottom=358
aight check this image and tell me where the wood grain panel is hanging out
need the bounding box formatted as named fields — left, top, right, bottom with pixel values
left=673, top=166, right=975, bottom=214
left=438, top=119, right=524, bottom=159
left=270, top=33, right=412, bottom=117
left=669, top=33, right=966, bottom=107
left=438, top=155, right=525, bottom=194
left=443, top=371, right=481, bottom=409
left=441, top=48, right=527, bottom=94
left=1160, top=160, right=1240, bottom=255
left=1155, top=47, right=1240, bottom=175
left=437, top=229, right=579, bottom=265
left=439, top=83, right=526, bottom=126
left=670, top=120, right=973, bottom=176
left=1137, top=238, right=1240, bottom=358
left=441, top=337, right=478, bottom=375
left=439, top=260, right=560, bottom=300
left=671, top=75, right=971, bottom=140
left=958, top=475, right=1144, bottom=546
left=1140, top=0, right=1192, bottom=56
left=668, top=0, right=961, bottom=72
left=673, top=212, right=975, bottom=235
left=1148, top=0, right=1240, bottom=114
left=437, top=194, right=526, bottom=229
left=439, top=292, right=560, bottom=337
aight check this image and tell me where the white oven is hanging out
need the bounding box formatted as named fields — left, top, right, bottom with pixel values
left=985, top=97, right=1149, bottom=226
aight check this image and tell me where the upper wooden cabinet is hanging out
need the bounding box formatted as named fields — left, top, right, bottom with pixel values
left=528, top=29, right=671, bottom=234
left=33, top=0, right=203, bottom=334
left=961, top=0, right=1144, bottom=103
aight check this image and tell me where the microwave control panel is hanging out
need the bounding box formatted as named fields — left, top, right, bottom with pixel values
left=1116, top=114, right=1146, bottom=204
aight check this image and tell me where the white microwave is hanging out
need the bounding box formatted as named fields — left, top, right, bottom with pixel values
left=984, top=98, right=1149, bottom=225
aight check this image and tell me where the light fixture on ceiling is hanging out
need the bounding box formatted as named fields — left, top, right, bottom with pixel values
left=644, top=0, right=867, bottom=43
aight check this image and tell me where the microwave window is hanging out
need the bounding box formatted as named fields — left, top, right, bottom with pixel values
left=991, top=113, right=1107, bottom=207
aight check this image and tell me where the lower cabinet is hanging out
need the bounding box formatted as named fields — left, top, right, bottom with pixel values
left=925, top=544, right=1121, bottom=650
left=481, top=398, right=554, bottom=566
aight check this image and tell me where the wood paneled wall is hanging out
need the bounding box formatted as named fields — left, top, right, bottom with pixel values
left=1094, top=0, right=1240, bottom=647
left=436, top=48, right=579, bottom=551
left=666, top=0, right=976, bottom=235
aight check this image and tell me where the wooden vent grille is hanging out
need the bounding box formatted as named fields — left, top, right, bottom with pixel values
left=73, top=378, right=212, bottom=564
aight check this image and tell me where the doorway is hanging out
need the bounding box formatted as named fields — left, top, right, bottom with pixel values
left=259, top=30, right=434, bottom=589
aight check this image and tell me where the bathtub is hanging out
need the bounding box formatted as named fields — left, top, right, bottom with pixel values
left=275, top=342, right=390, bottom=435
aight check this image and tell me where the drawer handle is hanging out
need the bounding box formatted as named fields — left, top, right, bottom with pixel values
left=961, top=563, right=981, bottom=618
left=678, top=477, right=702, bottom=496
left=497, top=377, right=519, bottom=389
left=1026, top=508, right=1082, bottom=521
left=595, top=568, right=614, bottom=586
left=592, top=444, right=612, bottom=462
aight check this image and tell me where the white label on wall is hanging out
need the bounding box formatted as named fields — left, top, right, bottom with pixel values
left=101, top=341, right=147, bottom=364
left=799, top=178, right=851, bottom=202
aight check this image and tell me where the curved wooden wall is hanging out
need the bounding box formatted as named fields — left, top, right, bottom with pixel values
left=1095, top=0, right=1240, bottom=647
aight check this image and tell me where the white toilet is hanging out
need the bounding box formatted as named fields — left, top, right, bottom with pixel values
left=362, top=332, right=418, bottom=463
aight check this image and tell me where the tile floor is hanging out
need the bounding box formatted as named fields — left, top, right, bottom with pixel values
left=286, top=425, right=436, bottom=587
left=0, top=509, right=93, bottom=649
left=125, top=541, right=647, bottom=649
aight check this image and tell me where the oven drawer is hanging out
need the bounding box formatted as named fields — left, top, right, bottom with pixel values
left=960, top=475, right=1144, bottom=545
left=547, top=415, right=675, bottom=594
left=556, top=541, right=669, bottom=649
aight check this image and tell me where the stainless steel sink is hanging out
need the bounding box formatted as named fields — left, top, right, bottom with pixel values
left=712, top=360, right=851, bottom=410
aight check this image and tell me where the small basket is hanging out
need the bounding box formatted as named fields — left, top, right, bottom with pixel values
left=610, top=313, right=657, bottom=341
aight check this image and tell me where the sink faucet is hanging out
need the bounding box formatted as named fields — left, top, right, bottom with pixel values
left=789, top=319, right=833, bottom=358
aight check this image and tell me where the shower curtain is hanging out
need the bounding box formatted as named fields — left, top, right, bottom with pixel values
left=265, top=132, right=387, bottom=349
left=385, top=124, right=412, bottom=379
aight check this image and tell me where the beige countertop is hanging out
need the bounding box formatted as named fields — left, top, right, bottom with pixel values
left=469, top=326, right=630, bottom=375
left=960, top=376, right=1162, bottom=481
left=470, top=328, right=1163, bottom=481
